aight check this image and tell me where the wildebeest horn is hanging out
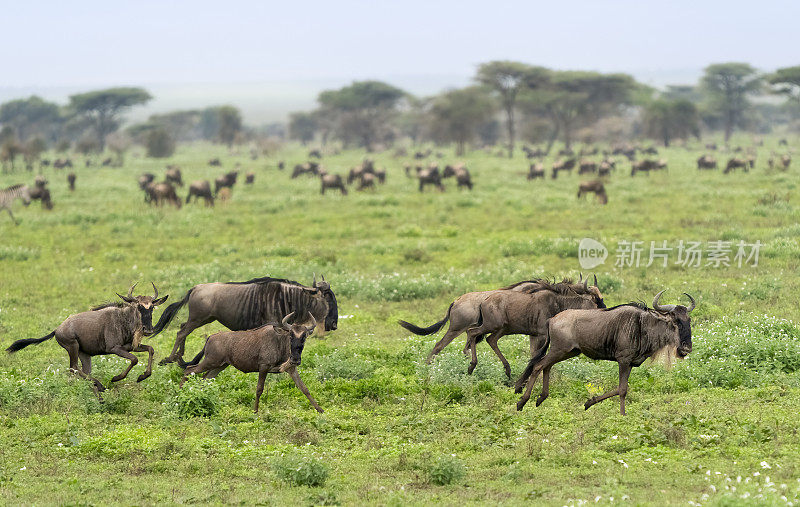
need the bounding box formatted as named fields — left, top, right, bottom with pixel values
left=321, top=274, right=325, bottom=282
left=151, top=282, right=158, bottom=299
left=307, top=311, right=316, bottom=331
left=116, top=292, right=135, bottom=303
left=684, top=293, right=696, bottom=312
left=127, top=282, right=138, bottom=298
left=313, top=273, right=317, bottom=285
left=579, top=272, right=583, bottom=282
left=593, top=274, right=598, bottom=287
left=583, top=278, right=589, bottom=291
left=281, top=312, right=295, bottom=331
left=653, top=290, right=675, bottom=312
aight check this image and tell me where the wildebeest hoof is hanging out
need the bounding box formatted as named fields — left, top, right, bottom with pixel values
left=535, top=396, right=545, bottom=407
left=111, top=374, right=126, bottom=382
left=159, top=357, right=174, bottom=366
left=96, top=383, right=106, bottom=392
left=467, top=365, right=476, bottom=375
left=516, top=400, right=526, bottom=411
left=136, top=373, right=150, bottom=382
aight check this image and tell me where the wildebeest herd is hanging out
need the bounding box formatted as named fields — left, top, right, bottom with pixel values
left=7, top=271, right=695, bottom=416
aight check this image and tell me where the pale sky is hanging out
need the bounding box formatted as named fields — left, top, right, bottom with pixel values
left=2, top=1, right=798, bottom=122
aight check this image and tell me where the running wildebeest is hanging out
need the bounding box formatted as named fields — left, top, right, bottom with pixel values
left=152, top=275, right=338, bottom=366
left=6, top=283, right=168, bottom=398
left=214, top=171, right=238, bottom=195
left=67, top=172, right=76, bottom=191
left=528, top=163, right=545, bottom=180
left=399, top=277, right=604, bottom=378
left=180, top=312, right=323, bottom=413
left=186, top=180, right=215, bottom=206
left=516, top=291, right=695, bottom=415
left=0, top=184, right=31, bottom=224
left=320, top=173, right=347, bottom=195
left=144, top=182, right=182, bottom=208
left=443, top=164, right=473, bottom=190
left=697, top=155, right=717, bottom=170
left=577, top=180, right=608, bottom=204
left=165, top=166, right=183, bottom=187
left=463, top=278, right=606, bottom=379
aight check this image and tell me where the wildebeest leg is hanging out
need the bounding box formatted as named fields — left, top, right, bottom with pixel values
left=254, top=368, right=268, bottom=413
left=162, top=316, right=214, bottom=364
left=202, top=366, right=226, bottom=379
left=426, top=327, right=465, bottom=364
left=109, top=346, right=138, bottom=383
left=466, top=328, right=480, bottom=374
left=64, top=340, right=104, bottom=393
left=288, top=367, right=323, bottom=413
left=517, top=348, right=579, bottom=411
left=133, top=344, right=155, bottom=382
left=584, top=362, right=632, bottom=415
left=529, top=334, right=546, bottom=358
left=79, top=351, right=92, bottom=375
left=535, top=366, right=552, bottom=406
left=485, top=330, right=511, bottom=379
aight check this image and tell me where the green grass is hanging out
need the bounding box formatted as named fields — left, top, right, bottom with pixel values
left=0, top=138, right=799, bottom=505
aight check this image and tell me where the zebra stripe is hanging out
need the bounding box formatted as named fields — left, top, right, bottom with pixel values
left=1, top=184, right=32, bottom=224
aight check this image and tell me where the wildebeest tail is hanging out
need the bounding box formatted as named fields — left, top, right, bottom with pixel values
left=179, top=345, right=206, bottom=369
left=397, top=303, right=453, bottom=335
left=6, top=331, right=55, bottom=353
left=514, top=324, right=552, bottom=393
left=151, top=287, right=193, bottom=337
left=473, top=303, right=486, bottom=344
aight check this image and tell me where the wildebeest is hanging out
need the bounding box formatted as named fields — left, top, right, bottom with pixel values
left=697, top=155, right=717, bottom=170
left=705, top=142, right=718, bottom=150
left=152, top=275, right=338, bottom=365
left=357, top=172, right=377, bottom=191
left=597, top=161, right=613, bottom=177
left=28, top=185, right=53, bottom=210
left=443, top=164, right=473, bottom=190
left=577, top=180, right=608, bottom=204
left=516, top=291, right=695, bottom=414
left=165, top=166, right=183, bottom=187
left=551, top=158, right=576, bottom=179
left=186, top=180, right=215, bottom=206
left=399, top=278, right=604, bottom=378
left=578, top=159, right=598, bottom=175
left=67, top=172, right=76, bottom=191
left=527, top=163, right=545, bottom=180
left=780, top=154, right=791, bottom=170
left=180, top=312, right=323, bottom=413
left=245, top=172, right=255, bottom=184
left=417, top=165, right=445, bottom=192
left=277, top=160, right=285, bottom=170
left=144, top=182, right=182, bottom=208
left=558, top=148, right=575, bottom=156
left=320, top=173, right=348, bottom=195
left=308, top=149, right=322, bottom=159
left=292, top=162, right=319, bottom=179
left=642, top=146, right=659, bottom=155
left=522, top=146, right=545, bottom=159
left=724, top=157, right=749, bottom=174
left=630, top=159, right=665, bottom=176
left=215, top=171, right=238, bottom=195
left=464, top=279, right=606, bottom=379
left=53, top=158, right=73, bottom=170
left=209, top=158, right=221, bottom=166
left=102, top=157, right=113, bottom=167
left=6, top=283, right=168, bottom=398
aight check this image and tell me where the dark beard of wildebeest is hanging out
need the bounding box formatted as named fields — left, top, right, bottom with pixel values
left=186, top=180, right=215, bottom=206
left=214, top=171, right=238, bottom=195
left=180, top=312, right=323, bottom=413
left=515, top=290, right=695, bottom=415
left=5, top=283, right=168, bottom=400
left=152, top=274, right=338, bottom=366
left=399, top=276, right=605, bottom=379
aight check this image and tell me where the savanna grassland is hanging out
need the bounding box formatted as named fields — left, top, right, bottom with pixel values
left=0, top=139, right=799, bottom=505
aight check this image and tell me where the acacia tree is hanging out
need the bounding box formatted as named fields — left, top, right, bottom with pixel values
left=68, top=88, right=151, bottom=151
left=701, top=63, right=762, bottom=142
left=429, top=87, right=495, bottom=155
left=476, top=61, right=549, bottom=157
left=0, top=96, right=61, bottom=142
left=317, top=81, right=406, bottom=151
left=642, top=99, right=699, bottom=146
left=217, top=105, right=243, bottom=148
left=288, top=111, right=318, bottom=145
left=768, top=66, right=800, bottom=121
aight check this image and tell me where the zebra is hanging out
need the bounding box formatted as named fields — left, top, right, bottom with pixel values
left=1, top=184, right=32, bottom=225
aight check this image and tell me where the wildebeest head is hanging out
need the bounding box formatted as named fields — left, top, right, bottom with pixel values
left=311, top=274, right=338, bottom=331
left=116, top=282, right=169, bottom=336
left=281, top=311, right=316, bottom=366
left=570, top=275, right=606, bottom=309
left=652, top=290, right=695, bottom=358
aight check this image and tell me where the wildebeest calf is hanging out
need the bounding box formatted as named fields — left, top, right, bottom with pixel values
left=181, top=312, right=323, bottom=413
left=6, top=284, right=168, bottom=398
left=516, top=291, right=694, bottom=414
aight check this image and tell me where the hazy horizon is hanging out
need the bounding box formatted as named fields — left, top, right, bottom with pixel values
left=2, top=1, right=798, bottom=123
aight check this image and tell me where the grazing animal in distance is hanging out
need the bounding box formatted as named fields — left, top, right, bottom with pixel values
left=292, top=162, right=320, bottom=179
left=67, top=172, right=76, bottom=191
left=577, top=180, right=608, bottom=204
left=551, top=158, right=576, bottom=179
left=186, top=180, right=215, bottom=206
left=245, top=172, right=255, bottom=184
left=528, top=163, right=545, bottom=180
left=165, top=166, right=183, bottom=187
left=215, top=171, right=238, bottom=195
left=152, top=274, right=338, bottom=366
left=320, top=173, right=347, bottom=195
left=697, top=155, right=717, bottom=170
left=308, top=149, right=322, bottom=159
left=578, top=159, right=598, bottom=175
left=209, top=158, right=222, bottom=166
left=357, top=172, right=377, bottom=191
left=417, top=165, right=445, bottom=192
left=144, top=182, right=182, bottom=208
left=443, top=164, right=473, bottom=190
left=180, top=312, right=323, bottom=413
left=516, top=291, right=694, bottom=414
left=6, top=283, right=168, bottom=399
left=724, top=157, right=749, bottom=174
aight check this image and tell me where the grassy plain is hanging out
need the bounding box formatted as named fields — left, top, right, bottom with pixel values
left=0, top=138, right=799, bottom=505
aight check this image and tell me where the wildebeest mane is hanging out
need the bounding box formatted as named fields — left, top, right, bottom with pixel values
left=501, top=277, right=590, bottom=296
left=226, top=276, right=304, bottom=286
left=91, top=301, right=125, bottom=311
left=602, top=301, right=649, bottom=312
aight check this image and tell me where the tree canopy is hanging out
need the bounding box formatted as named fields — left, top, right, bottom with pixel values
left=68, top=87, right=152, bottom=150
left=701, top=63, right=762, bottom=142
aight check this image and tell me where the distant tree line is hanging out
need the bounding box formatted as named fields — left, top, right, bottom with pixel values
left=2, top=61, right=800, bottom=169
